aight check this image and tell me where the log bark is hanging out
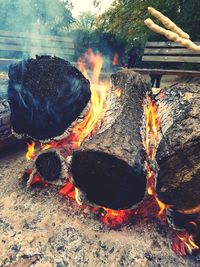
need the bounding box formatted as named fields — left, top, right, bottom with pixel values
left=71, top=70, right=148, bottom=210
left=0, top=99, right=18, bottom=151
left=8, top=55, right=91, bottom=141
left=155, top=83, right=200, bottom=212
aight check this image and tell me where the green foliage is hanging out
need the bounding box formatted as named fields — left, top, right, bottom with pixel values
left=0, top=0, right=74, bottom=35
left=69, top=11, right=96, bottom=32
left=69, top=11, right=126, bottom=62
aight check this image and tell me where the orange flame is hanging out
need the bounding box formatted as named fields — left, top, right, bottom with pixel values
left=26, top=142, right=35, bottom=160
left=112, top=53, right=119, bottom=66
left=144, top=95, right=170, bottom=218
left=71, top=49, right=110, bottom=147
left=101, top=208, right=132, bottom=227
left=173, top=229, right=200, bottom=256
left=115, top=88, right=122, bottom=97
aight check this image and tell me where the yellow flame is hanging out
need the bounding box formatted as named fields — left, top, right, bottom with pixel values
left=26, top=142, right=35, bottom=160
left=72, top=49, right=109, bottom=147
left=177, top=232, right=199, bottom=254
left=115, top=88, right=122, bottom=97
left=75, top=188, right=82, bottom=206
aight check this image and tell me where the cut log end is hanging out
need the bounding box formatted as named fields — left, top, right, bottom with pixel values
left=8, top=55, right=91, bottom=141
left=71, top=151, right=146, bottom=210
left=34, top=149, right=68, bottom=185
left=35, top=150, right=62, bottom=181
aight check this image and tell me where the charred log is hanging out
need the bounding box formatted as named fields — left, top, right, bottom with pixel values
left=8, top=55, right=91, bottom=141
left=71, top=70, right=148, bottom=210
left=28, top=148, right=68, bottom=186
left=155, top=84, right=200, bottom=212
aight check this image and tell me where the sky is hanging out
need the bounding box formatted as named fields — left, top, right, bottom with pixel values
left=71, top=0, right=114, bottom=18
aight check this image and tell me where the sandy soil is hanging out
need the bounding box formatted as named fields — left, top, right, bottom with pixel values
left=0, top=147, right=199, bottom=267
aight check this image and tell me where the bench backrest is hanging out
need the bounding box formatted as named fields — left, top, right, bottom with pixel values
left=143, top=41, right=200, bottom=64
left=0, top=30, right=75, bottom=67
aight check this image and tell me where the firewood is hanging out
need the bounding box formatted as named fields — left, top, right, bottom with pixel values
left=155, top=83, right=200, bottom=212
left=8, top=55, right=91, bottom=141
left=71, top=70, right=148, bottom=210
left=0, top=99, right=18, bottom=151
left=26, top=148, right=69, bottom=186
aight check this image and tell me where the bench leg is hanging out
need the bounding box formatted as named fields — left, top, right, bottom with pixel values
left=156, top=75, right=162, bottom=88
left=150, top=74, right=162, bottom=88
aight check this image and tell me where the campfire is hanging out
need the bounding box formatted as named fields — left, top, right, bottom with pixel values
left=6, top=48, right=199, bottom=257
left=6, top=7, right=200, bottom=257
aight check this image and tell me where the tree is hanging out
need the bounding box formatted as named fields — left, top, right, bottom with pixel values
left=69, top=11, right=96, bottom=32
left=0, top=0, right=74, bottom=35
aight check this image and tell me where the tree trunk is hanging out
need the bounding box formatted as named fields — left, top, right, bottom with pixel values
left=155, top=83, right=200, bottom=212
left=71, top=70, right=148, bottom=210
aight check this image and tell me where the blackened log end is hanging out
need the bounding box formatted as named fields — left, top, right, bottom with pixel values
left=35, top=150, right=62, bottom=182
left=71, top=150, right=146, bottom=210
left=8, top=56, right=91, bottom=140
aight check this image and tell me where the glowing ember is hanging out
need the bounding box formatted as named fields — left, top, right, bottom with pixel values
left=112, top=53, right=119, bottom=66
left=26, top=142, right=35, bottom=160
left=59, top=180, right=76, bottom=199
left=179, top=205, right=200, bottom=215
left=101, top=208, right=132, bottom=227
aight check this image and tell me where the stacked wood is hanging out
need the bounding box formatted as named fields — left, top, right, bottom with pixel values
left=71, top=70, right=148, bottom=210
left=8, top=55, right=91, bottom=141
left=155, top=83, right=200, bottom=213
left=0, top=99, right=18, bottom=152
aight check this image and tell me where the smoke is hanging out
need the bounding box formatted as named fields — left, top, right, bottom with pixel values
left=0, top=0, right=74, bottom=58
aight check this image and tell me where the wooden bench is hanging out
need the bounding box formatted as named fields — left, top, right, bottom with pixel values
left=133, top=41, right=200, bottom=87
left=0, top=30, right=75, bottom=68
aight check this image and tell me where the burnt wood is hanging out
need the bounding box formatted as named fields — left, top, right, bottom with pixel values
left=155, top=83, right=200, bottom=212
left=71, top=70, right=147, bottom=210
left=8, top=56, right=91, bottom=141
left=35, top=150, right=62, bottom=182
left=0, top=99, right=16, bottom=151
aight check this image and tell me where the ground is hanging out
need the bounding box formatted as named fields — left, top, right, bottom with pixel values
left=0, top=147, right=199, bottom=267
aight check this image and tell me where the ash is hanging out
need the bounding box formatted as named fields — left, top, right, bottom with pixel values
left=0, top=149, right=199, bottom=267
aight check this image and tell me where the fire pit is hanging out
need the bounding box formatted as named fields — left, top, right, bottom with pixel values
left=1, top=47, right=199, bottom=265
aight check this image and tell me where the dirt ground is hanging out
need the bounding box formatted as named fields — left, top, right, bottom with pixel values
left=0, top=147, right=199, bottom=267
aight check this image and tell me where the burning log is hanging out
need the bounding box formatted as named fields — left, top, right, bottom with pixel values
left=155, top=83, right=200, bottom=213
left=8, top=55, right=91, bottom=141
left=71, top=70, right=148, bottom=210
